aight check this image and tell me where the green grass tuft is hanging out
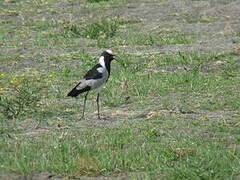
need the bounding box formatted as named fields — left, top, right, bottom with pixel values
left=0, top=78, right=42, bottom=120
left=81, top=19, right=119, bottom=39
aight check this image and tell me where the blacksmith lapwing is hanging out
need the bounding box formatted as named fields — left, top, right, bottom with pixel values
left=67, top=50, right=115, bottom=119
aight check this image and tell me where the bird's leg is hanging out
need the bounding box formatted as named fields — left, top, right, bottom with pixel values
left=96, top=93, right=101, bottom=119
left=81, top=91, right=89, bottom=120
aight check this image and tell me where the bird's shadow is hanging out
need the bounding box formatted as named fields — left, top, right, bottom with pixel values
left=79, top=114, right=109, bottom=121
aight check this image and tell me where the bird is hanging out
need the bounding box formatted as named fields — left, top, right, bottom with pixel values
left=67, top=50, right=116, bottom=119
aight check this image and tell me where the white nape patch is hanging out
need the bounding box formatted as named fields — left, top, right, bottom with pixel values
left=106, top=49, right=113, bottom=55
left=97, top=67, right=104, bottom=73
left=99, top=56, right=105, bottom=68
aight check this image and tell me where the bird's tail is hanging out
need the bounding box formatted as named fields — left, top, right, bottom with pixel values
left=67, top=83, right=91, bottom=97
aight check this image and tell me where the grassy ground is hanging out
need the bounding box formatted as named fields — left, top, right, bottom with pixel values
left=0, top=0, right=240, bottom=179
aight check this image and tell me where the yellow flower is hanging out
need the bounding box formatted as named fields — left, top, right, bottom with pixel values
left=0, top=73, right=6, bottom=76
left=48, top=74, right=54, bottom=78
left=0, top=88, right=5, bottom=91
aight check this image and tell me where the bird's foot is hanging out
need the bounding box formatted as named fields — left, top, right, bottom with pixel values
left=97, top=115, right=108, bottom=120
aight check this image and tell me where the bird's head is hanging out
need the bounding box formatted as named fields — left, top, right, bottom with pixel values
left=101, top=49, right=116, bottom=62
left=99, top=50, right=116, bottom=69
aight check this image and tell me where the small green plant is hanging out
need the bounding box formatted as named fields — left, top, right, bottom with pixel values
left=62, top=23, right=82, bottom=38
left=82, top=19, right=118, bottom=39
left=0, top=78, right=41, bottom=120
left=61, top=19, right=119, bottom=39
